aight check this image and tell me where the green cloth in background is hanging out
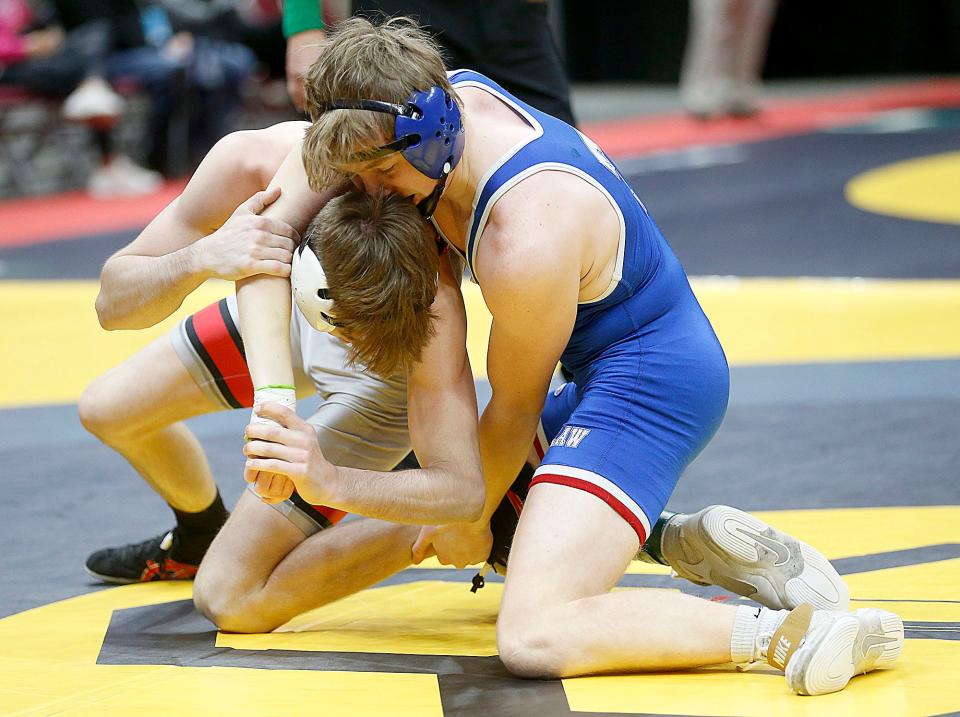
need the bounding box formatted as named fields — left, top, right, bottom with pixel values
left=283, top=0, right=325, bottom=37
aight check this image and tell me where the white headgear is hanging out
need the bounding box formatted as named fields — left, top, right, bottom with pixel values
left=290, top=240, right=337, bottom=333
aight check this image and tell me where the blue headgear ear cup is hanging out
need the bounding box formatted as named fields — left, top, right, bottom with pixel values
left=317, top=86, right=465, bottom=180
left=395, top=86, right=464, bottom=179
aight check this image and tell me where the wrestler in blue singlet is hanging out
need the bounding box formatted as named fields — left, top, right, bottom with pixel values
left=440, top=70, right=730, bottom=544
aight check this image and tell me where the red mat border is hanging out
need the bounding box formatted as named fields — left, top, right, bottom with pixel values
left=0, top=179, right=187, bottom=249
left=580, top=78, right=960, bottom=157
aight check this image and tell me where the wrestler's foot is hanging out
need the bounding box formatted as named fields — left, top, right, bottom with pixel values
left=661, top=505, right=849, bottom=611
left=85, top=530, right=200, bottom=584
left=784, top=608, right=904, bottom=696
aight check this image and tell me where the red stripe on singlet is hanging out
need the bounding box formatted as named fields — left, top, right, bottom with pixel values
left=190, top=302, right=254, bottom=407
left=311, top=505, right=348, bottom=525
left=506, top=490, right=524, bottom=516
left=529, top=473, right=648, bottom=545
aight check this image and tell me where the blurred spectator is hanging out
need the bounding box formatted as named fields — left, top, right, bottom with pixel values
left=680, top=0, right=778, bottom=119
left=282, top=0, right=576, bottom=125
left=229, top=0, right=286, bottom=80
left=50, top=0, right=186, bottom=176
left=0, top=0, right=162, bottom=196
left=141, top=1, right=257, bottom=167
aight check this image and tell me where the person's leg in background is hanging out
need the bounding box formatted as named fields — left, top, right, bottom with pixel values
left=64, top=21, right=164, bottom=195
left=681, top=0, right=778, bottom=119
left=729, top=0, right=777, bottom=116
left=681, top=0, right=733, bottom=118
left=0, top=19, right=158, bottom=195
left=473, top=0, right=576, bottom=125
left=105, top=43, right=188, bottom=176
left=184, top=38, right=258, bottom=166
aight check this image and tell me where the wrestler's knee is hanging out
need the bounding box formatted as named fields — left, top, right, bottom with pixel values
left=193, top=569, right=284, bottom=634
left=77, top=372, right=131, bottom=440
left=496, top=610, right=568, bottom=679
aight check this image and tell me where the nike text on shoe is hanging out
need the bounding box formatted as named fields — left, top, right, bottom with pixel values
left=662, top=505, right=849, bottom=610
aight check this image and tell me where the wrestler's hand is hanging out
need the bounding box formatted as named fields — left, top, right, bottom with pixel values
left=195, top=186, right=299, bottom=281
left=243, top=402, right=336, bottom=505
left=411, top=522, right=493, bottom=570
left=286, top=29, right=325, bottom=111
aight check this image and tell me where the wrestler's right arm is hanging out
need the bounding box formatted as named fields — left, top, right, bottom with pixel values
left=94, top=125, right=305, bottom=331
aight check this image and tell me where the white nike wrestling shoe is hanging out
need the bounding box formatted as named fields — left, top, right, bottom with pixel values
left=784, top=608, right=904, bottom=696
left=661, top=505, right=849, bottom=611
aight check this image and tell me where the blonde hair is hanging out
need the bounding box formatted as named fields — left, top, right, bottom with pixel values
left=306, top=190, right=439, bottom=377
left=301, top=16, right=458, bottom=190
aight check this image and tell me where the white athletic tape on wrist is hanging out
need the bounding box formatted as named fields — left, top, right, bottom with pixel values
left=250, top=386, right=297, bottom=427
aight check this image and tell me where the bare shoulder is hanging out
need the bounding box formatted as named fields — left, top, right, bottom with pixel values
left=176, top=122, right=308, bottom=232
left=212, top=121, right=309, bottom=187
left=495, top=169, right=608, bottom=226
left=476, top=171, right=595, bottom=285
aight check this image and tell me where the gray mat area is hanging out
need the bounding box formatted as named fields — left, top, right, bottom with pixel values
left=2, top=359, right=958, bottom=619
left=629, top=126, right=960, bottom=279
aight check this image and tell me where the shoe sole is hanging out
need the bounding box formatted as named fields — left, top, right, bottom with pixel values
left=786, top=609, right=903, bottom=695
left=694, top=506, right=849, bottom=611
left=84, top=565, right=196, bottom=585
left=84, top=565, right=142, bottom=585
left=786, top=614, right=860, bottom=695
left=852, top=608, right=904, bottom=671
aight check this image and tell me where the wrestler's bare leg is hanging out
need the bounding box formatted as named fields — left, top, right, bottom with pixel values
left=78, top=335, right=223, bottom=511
left=497, top=483, right=735, bottom=677
left=194, top=491, right=419, bottom=632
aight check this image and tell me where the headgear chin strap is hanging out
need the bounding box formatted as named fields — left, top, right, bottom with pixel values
left=318, top=86, right=464, bottom=217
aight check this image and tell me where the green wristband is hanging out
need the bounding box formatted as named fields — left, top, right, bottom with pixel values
left=254, top=384, right=297, bottom=391
left=283, top=0, right=325, bottom=38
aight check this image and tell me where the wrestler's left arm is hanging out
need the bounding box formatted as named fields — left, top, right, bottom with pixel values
left=471, top=214, right=580, bottom=524
left=235, top=142, right=342, bottom=501
left=236, top=140, right=336, bottom=391
left=244, top=249, right=486, bottom=525
left=408, top=186, right=583, bottom=567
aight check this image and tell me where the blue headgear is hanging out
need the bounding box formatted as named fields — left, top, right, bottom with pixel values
left=317, top=86, right=464, bottom=216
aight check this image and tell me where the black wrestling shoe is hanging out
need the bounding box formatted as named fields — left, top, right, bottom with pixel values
left=85, top=530, right=201, bottom=584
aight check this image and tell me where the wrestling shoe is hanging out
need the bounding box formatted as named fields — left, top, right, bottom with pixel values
left=85, top=530, right=200, bottom=584
left=783, top=607, right=904, bottom=696
left=661, top=505, right=849, bottom=611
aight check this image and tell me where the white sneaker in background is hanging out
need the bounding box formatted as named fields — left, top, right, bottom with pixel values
left=63, top=77, right=125, bottom=122
left=87, top=155, right=163, bottom=198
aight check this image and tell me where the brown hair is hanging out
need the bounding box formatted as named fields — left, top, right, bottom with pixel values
left=306, top=190, right=439, bottom=377
left=301, top=16, right=458, bottom=190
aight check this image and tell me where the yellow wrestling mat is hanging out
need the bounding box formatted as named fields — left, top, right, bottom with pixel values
left=0, top=506, right=957, bottom=717
left=846, top=151, right=960, bottom=225
left=3, top=277, right=960, bottom=406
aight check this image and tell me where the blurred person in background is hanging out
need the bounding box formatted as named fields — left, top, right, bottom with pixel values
left=51, top=0, right=188, bottom=178
left=0, top=0, right=162, bottom=196
left=283, top=0, right=576, bottom=124
left=139, top=0, right=257, bottom=168
left=680, top=0, right=778, bottom=119
left=229, top=0, right=287, bottom=83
